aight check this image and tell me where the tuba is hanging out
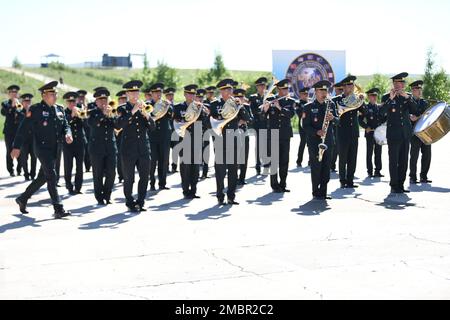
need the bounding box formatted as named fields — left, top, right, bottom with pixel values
left=173, top=101, right=203, bottom=138
left=210, top=97, right=243, bottom=136
left=337, top=84, right=365, bottom=117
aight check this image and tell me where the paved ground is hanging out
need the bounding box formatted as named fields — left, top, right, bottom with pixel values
left=0, top=134, right=449, bottom=300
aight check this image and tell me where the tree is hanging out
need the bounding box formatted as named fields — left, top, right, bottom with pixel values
left=138, top=53, right=152, bottom=91
left=151, top=60, right=178, bottom=89
left=12, top=57, right=22, bottom=69
left=423, top=47, right=450, bottom=102
left=197, top=53, right=229, bottom=86
left=366, top=74, right=391, bottom=102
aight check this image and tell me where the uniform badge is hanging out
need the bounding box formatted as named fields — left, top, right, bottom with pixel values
left=42, top=111, right=50, bottom=117
left=314, top=118, right=318, bottom=122
left=43, top=121, right=48, bottom=127
left=392, top=108, right=396, bottom=113
left=370, top=117, right=374, bottom=120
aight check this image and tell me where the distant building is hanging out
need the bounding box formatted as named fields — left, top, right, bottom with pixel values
left=41, top=54, right=62, bottom=68
left=102, top=54, right=132, bottom=68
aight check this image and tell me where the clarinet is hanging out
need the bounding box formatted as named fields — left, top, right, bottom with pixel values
left=318, top=98, right=332, bottom=162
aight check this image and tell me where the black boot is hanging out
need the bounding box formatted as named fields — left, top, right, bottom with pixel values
left=16, top=197, right=29, bottom=214
left=54, top=205, right=71, bottom=219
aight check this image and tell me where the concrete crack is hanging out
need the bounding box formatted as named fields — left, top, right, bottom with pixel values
left=409, top=233, right=450, bottom=246
left=206, top=249, right=268, bottom=280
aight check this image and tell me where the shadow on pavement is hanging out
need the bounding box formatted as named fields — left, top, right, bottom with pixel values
left=79, top=211, right=140, bottom=230
left=246, top=192, right=284, bottom=206
left=185, top=204, right=232, bottom=221
left=0, top=214, right=54, bottom=234
left=149, top=198, right=192, bottom=212
left=377, top=194, right=416, bottom=210
left=292, top=199, right=331, bottom=216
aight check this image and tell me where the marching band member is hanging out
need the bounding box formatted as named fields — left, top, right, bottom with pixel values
left=303, top=81, right=339, bottom=200
left=358, top=88, right=384, bottom=178
left=87, top=89, right=120, bottom=206
left=201, top=86, right=216, bottom=179
left=333, top=76, right=363, bottom=189
left=11, top=81, right=73, bottom=218
left=148, top=83, right=174, bottom=191
left=296, top=87, right=309, bottom=168
left=261, top=79, right=295, bottom=193
left=63, top=92, right=87, bottom=195
left=234, top=88, right=253, bottom=186
left=409, top=80, right=432, bottom=184
left=173, top=85, right=204, bottom=199
left=210, top=79, right=250, bottom=205
left=115, top=90, right=128, bottom=183
left=164, top=87, right=179, bottom=174
left=16, top=93, right=36, bottom=181
left=331, top=82, right=344, bottom=172
left=249, top=77, right=269, bottom=176
left=2, top=85, right=23, bottom=177
left=118, top=81, right=155, bottom=212
left=380, top=72, right=418, bottom=194
left=77, top=89, right=91, bottom=173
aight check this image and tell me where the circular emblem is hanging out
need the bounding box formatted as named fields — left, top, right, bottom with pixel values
left=286, top=53, right=335, bottom=100
left=43, top=121, right=48, bottom=127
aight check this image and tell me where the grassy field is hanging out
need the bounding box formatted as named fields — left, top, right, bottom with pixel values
left=0, top=69, right=70, bottom=139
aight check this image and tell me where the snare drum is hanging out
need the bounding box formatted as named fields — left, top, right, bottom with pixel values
left=414, top=102, right=450, bottom=145
left=374, top=123, right=388, bottom=146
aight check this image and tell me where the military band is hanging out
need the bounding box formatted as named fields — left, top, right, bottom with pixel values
left=3, top=71, right=445, bottom=219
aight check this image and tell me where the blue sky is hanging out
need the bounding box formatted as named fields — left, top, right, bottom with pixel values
left=1, top=0, right=449, bottom=74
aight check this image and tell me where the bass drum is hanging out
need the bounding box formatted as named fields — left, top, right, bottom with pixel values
left=414, top=102, right=450, bottom=145
left=374, top=123, right=388, bottom=146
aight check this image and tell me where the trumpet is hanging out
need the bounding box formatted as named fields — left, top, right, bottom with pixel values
left=13, top=99, right=23, bottom=112
left=137, top=100, right=154, bottom=117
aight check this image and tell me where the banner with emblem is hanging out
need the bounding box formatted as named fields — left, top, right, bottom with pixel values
left=272, top=50, right=346, bottom=99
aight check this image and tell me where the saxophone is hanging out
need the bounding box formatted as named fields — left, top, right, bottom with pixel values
left=318, top=99, right=332, bottom=163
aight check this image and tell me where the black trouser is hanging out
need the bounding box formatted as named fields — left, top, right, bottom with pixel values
left=338, top=136, right=358, bottom=185
left=84, top=146, right=91, bottom=171
left=270, top=138, right=291, bottom=190
left=116, top=133, right=123, bottom=180
left=388, top=138, right=410, bottom=190
left=170, top=139, right=181, bottom=170
left=296, top=127, right=307, bottom=166
left=150, top=140, right=170, bottom=188
left=91, top=152, right=116, bottom=203
left=215, top=163, right=238, bottom=201
left=180, top=163, right=200, bottom=196
left=409, top=135, right=431, bottom=180
left=63, top=143, right=85, bottom=192
left=214, top=135, right=238, bottom=201
left=122, top=153, right=150, bottom=207
left=238, top=136, right=250, bottom=182
left=308, top=142, right=333, bottom=197
left=202, top=139, right=211, bottom=177
left=5, top=133, right=21, bottom=174
left=20, top=141, right=37, bottom=179
left=331, top=128, right=338, bottom=170
left=55, top=143, right=62, bottom=181
left=255, top=127, right=269, bottom=171
left=366, top=133, right=382, bottom=175
left=18, top=147, right=62, bottom=207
